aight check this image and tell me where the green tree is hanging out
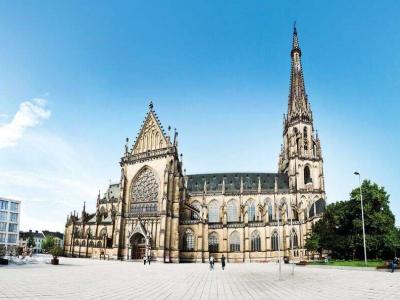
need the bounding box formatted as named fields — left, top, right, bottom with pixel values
left=308, top=180, right=399, bottom=259
left=41, top=236, right=55, bottom=253
left=27, top=235, right=36, bottom=249
left=50, top=245, right=63, bottom=258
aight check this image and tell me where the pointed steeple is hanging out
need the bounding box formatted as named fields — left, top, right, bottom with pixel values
left=286, top=24, right=312, bottom=128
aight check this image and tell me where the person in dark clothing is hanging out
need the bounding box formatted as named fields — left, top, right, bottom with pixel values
left=144, top=256, right=147, bottom=265
left=391, top=257, right=398, bottom=273
left=221, top=254, right=226, bottom=270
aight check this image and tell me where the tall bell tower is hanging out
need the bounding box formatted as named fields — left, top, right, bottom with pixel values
left=278, top=25, right=325, bottom=198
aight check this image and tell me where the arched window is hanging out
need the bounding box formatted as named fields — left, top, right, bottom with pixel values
left=99, top=228, right=107, bottom=238
left=191, top=201, right=201, bottom=220
left=89, top=241, right=94, bottom=247
left=304, top=166, right=312, bottom=184
left=251, top=230, right=261, bottom=252
left=271, top=230, right=279, bottom=251
left=81, top=240, right=86, bottom=247
left=290, top=229, right=299, bottom=249
left=227, top=200, right=238, bottom=222
left=268, top=204, right=273, bottom=222
left=208, top=233, right=219, bottom=253
left=86, top=228, right=92, bottom=238
left=247, top=201, right=256, bottom=222
left=303, top=127, right=308, bottom=139
left=208, top=200, right=219, bottom=223
left=315, top=198, right=326, bottom=215
left=183, top=230, right=195, bottom=251
left=131, top=167, right=159, bottom=213
left=292, top=209, right=299, bottom=221
left=229, top=231, right=240, bottom=252
left=96, top=241, right=102, bottom=248
left=74, top=239, right=79, bottom=246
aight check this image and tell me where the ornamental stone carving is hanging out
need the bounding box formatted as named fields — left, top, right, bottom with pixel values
left=131, top=168, right=159, bottom=204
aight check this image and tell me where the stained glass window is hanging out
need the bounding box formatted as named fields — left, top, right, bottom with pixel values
left=251, top=230, right=261, bottom=251
left=208, top=233, right=219, bottom=252
left=248, top=201, right=256, bottom=222
left=183, top=230, right=195, bottom=251
left=227, top=200, right=238, bottom=222
left=229, top=231, right=240, bottom=252
left=131, top=168, right=159, bottom=203
left=208, top=200, right=219, bottom=223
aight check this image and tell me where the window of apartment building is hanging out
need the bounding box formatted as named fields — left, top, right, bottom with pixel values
left=9, top=213, right=18, bottom=222
left=0, top=233, right=5, bottom=242
left=0, top=200, right=8, bottom=210
left=0, top=211, right=7, bottom=221
left=8, top=223, right=18, bottom=233
left=9, top=202, right=19, bottom=212
left=0, top=222, right=6, bottom=231
left=7, top=234, right=17, bottom=243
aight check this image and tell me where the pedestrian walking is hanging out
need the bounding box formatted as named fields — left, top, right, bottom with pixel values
left=143, top=255, right=147, bottom=265
left=221, top=254, right=226, bottom=270
left=391, top=256, right=398, bottom=273
left=148, top=255, right=151, bottom=265
left=209, top=256, right=215, bottom=270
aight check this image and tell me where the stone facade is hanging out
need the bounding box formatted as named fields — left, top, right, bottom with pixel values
left=64, top=26, right=326, bottom=263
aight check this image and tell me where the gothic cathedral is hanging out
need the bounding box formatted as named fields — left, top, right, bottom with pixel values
left=64, top=27, right=326, bottom=263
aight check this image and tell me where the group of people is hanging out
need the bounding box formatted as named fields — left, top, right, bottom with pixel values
left=143, top=255, right=151, bottom=265
left=209, top=254, right=226, bottom=271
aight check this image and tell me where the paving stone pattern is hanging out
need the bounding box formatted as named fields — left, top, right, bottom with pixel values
left=0, top=257, right=399, bottom=299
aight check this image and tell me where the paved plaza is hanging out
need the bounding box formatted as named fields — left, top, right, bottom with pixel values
left=0, top=256, right=399, bottom=299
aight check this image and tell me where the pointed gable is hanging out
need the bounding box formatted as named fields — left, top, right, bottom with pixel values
left=132, top=102, right=170, bottom=154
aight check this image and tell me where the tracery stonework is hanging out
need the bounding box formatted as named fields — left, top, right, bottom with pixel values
left=64, top=26, right=327, bottom=263
left=131, top=168, right=158, bottom=203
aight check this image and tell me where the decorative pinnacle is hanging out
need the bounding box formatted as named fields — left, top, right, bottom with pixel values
left=149, top=101, right=154, bottom=110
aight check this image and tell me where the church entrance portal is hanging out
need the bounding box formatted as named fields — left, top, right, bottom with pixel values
left=131, top=233, right=146, bottom=260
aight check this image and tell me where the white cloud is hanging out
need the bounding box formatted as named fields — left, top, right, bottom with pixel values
left=0, top=98, right=51, bottom=149
left=0, top=129, right=115, bottom=232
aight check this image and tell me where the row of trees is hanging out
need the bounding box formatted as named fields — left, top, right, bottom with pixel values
left=306, top=180, right=400, bottom=260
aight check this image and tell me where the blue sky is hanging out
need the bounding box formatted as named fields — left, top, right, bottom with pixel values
left=0, top=1, right=399, bottom=231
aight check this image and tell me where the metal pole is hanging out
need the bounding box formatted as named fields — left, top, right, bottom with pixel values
left=358, top=175, right=368, bottom=267
left=277, top=204, right=282, bottom=280
left=290, top=207, right=295, bottom=275
left=275, top=176, right=282, bottom=280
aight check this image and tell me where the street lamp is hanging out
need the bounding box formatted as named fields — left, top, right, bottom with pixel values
left=274, top=176, right=282, bottom=280
left=354, top=171, right=367, bottom=267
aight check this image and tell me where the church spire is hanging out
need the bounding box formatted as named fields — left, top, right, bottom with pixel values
left=286, top=24, right=312, bottom=129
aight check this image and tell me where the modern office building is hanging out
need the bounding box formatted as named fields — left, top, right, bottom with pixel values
left=0, top=197, right=21, bottom=254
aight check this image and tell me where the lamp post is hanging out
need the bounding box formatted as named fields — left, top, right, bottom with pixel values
left=354, top=171, right=367, bottom=267
left=290, top=205, right=295, bottom=275
left=274, top=176, right=282, bottom=280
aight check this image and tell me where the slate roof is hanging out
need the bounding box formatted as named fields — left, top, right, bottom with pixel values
left=186, top=173, right=289, bottom=194
left=42, top=230, right=64, bottom=240
left=100, top=183, right=120, bottom=202
left=19, top=230, right=45, bottom=240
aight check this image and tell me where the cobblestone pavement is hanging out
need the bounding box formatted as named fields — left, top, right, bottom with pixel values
left=0, top=256, right=399, bottom=299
